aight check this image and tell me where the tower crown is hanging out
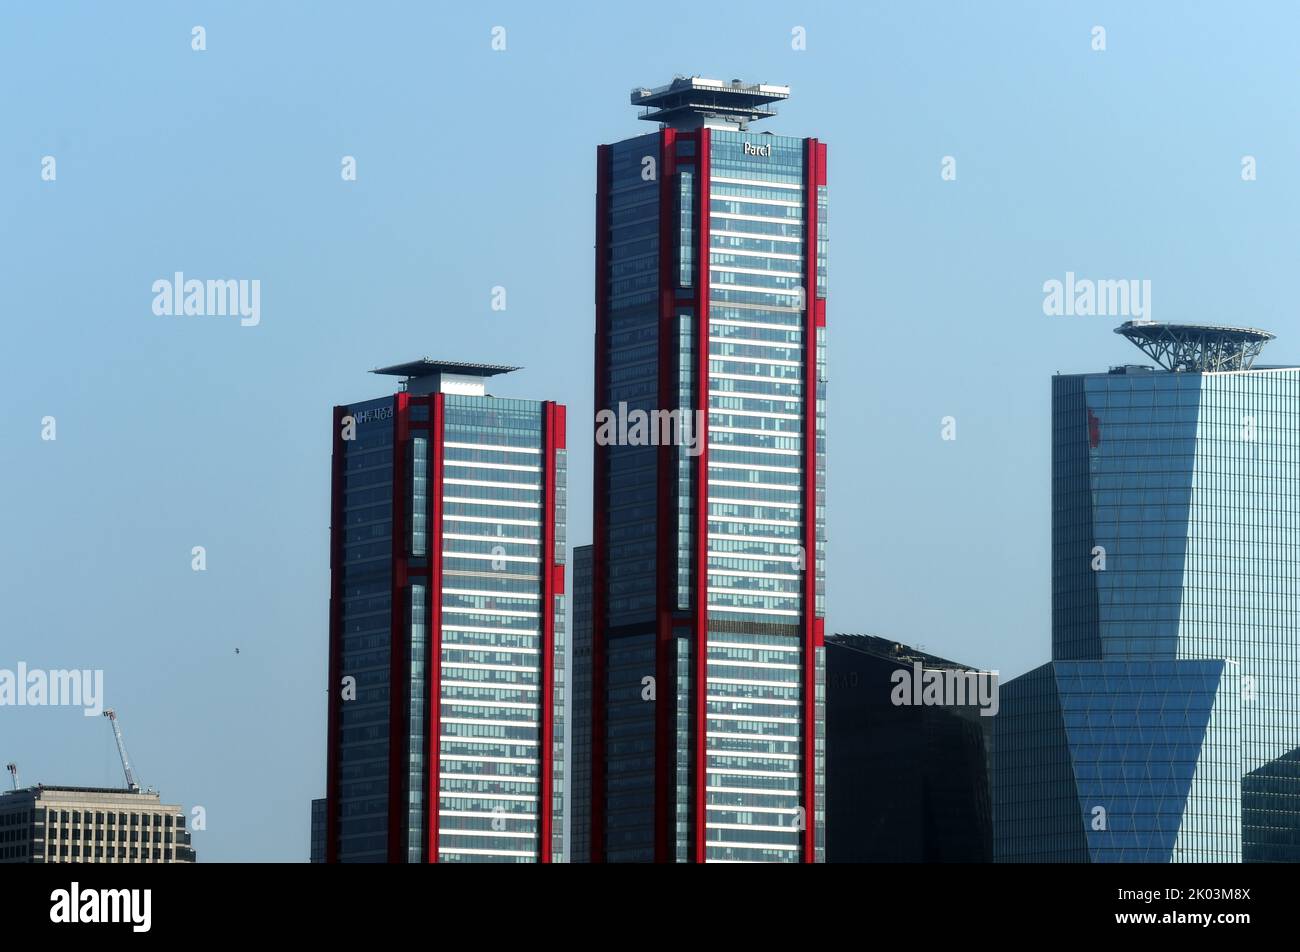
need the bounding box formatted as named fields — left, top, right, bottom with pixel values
left=370, top=358, right=520, bottom=396
left=631, top=76, right=789, bottom=131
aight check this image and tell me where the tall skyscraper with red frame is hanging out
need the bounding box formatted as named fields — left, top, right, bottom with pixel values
left=588, top=77, right=827, bottom=862
left=325, top=360, right=567, bottom=863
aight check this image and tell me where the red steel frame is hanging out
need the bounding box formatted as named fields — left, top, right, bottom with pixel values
left=592, top=129, right=821, bottom=863
left=590, top=128, right=821, bottom=863
left=801, top=138, right=827, bottom=864
left=332, top=388, right=559, bottom=863
left=540, top=401, right=565, bottom=863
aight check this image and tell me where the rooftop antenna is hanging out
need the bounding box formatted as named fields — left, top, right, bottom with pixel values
left=5, top=763, right=17, bottom=790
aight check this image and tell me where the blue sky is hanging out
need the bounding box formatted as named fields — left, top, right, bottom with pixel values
left=3, top=1, right=1298, bottom=861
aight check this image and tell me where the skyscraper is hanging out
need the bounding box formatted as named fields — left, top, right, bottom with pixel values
left=825, top=634, right=994, bottom=863
left=995, top=323, right=1300, bottom=862
left=590, top=77, right=827, bottom=862
left=324, top=360, right=567, bottom=863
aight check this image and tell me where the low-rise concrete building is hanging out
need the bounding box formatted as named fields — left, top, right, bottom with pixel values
left=0, top=785, right=196, bottom=864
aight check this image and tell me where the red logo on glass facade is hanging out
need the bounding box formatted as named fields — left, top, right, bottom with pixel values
left=1088, top=408, right=1102, bottom=448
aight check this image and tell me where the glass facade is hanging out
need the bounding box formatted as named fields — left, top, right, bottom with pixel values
left=825, top=635, right=993, bottom=862
left=329, top=385, right=565, bottom=863
left=605, top=134, right=662, bottom=627
left=601, top=133, right=662, bottom=862
left=593, top=118, right=826, bottom=862
left=335, top=395, right=396, bottom=863
left=704, top=131, right=816, bottom=863
left=310, top=797, right=326, bottom=863
left=569, top=545, right=593, bottom=862
left=995, top=365, right=1300, bottom=862
left=996, top=660, right=1240, bottom=862
left=438, top=396, right=553, bottom=863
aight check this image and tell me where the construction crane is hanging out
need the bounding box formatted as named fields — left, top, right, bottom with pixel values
left=5, top=763, right=16, bottom=790
left=102, top=709, right=140, bottom=793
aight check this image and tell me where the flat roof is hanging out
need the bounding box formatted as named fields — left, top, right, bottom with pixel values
left=631, top=75, right=789, bottom=126
left=827, top=633, right=981, bottom=672
left=370, top=358, right=521, bottom=379
left=1, top=784, right=155, bottom=797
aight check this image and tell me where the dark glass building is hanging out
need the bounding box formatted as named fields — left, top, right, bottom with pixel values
left=995, top=323, right=1300, bottom=862
left=310, top=797, right=326, bottom=863
left=569, top=544, right=593, bottom=863
left=324, top=360, right=567, bottom=863
left=826, top=634, right=994, bottom=862
left=590, top=77, right=827, bottom=862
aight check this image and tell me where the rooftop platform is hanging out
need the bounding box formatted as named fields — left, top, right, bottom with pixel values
left=631, top=76, right=789, bottom=130
left=1115, top=321, right=1275, bottom=372
left=371, top=359, right=520, bottom=379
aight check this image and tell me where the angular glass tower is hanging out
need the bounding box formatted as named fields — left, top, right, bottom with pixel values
left=324, top=360, right=567, bottom=863
left=590, top=77, right=827, bottom=862
left=995, top=324, right=1300, bottom=862
left=997, top=659, right=1241, bottom=862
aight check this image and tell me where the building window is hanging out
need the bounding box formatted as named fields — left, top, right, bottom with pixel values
left=679, top=170, right=694, bottom=287
left=411, top=436, right=428, bottom=557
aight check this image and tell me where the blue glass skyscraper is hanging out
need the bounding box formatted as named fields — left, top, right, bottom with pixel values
left=995, top=323, right=1300, bottom=862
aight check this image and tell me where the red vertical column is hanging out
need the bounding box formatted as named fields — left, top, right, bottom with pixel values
left=326, top=406, right=347, bottom=863
left=591, top=144, right=612, bottom=863
left=801, top=139, right=827, bottom=864
left=692, top=127, right=712, bottom=864
left=387, top=391, right=410, bottom=862
left=539, top=401, right=564, bottom=863
left=425, top=392, right=444, bottom=863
